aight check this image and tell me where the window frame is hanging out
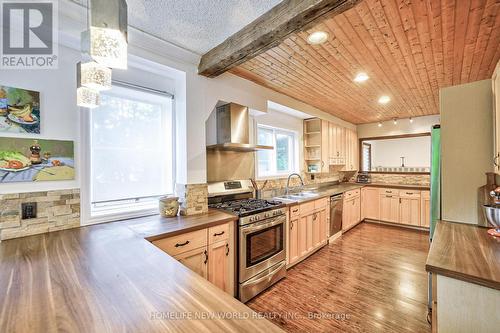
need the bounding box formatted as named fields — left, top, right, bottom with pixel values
left=255, top=124, right=299, bottom=179
left=82, top=82, right=175, bottom=225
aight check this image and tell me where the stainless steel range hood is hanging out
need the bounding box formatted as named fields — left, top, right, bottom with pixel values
left=206, top=102, right=273, bottom=152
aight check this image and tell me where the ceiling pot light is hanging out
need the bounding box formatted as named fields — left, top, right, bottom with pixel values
left=77, top=61, right=112, bottom=91
left=307, top=31, right=329, bottom=45
left=409, top=117, right=414, bottom=123
left=393, top=118, right=398, bottom=125
left=378, top=122, right=382, bottom=127
left=77, top=87, right=100, bottom=108
left=81, top=0, right=128, bottom=69
left=354, top=72, right=369, bottom=82
left=378, top=95, right=391, bottom=104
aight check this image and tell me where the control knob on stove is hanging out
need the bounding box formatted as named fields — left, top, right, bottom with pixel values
left=264, top=213, right=269, bottom=218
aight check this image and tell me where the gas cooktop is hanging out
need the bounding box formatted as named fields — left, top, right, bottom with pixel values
left=209, top=198, right=283, bottom=217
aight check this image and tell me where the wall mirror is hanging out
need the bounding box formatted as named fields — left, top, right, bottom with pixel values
left=359, top=133, right=431, bottom=174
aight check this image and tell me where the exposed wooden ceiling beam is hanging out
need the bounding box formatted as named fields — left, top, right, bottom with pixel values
left=198, top=0, right=362, bottom=77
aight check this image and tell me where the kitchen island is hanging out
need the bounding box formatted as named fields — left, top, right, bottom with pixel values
left=0, top=210, right=284, bottom=333
left=426, top=220, right=500, bottom=333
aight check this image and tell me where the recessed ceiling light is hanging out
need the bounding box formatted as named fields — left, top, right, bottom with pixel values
left=378, top=95, right=391, bottom=104
left=409, top=117, right=414, bottom=123
left=378, top=122, right=382, bottom=127
left=307, top=31, right=329, bottom=45
left=354, top=72, right=369, bottom=82
left=393, top=118, right=398, bottom=125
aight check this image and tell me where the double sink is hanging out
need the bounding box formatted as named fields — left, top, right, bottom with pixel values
left=275, top=191, right=319, bottom=200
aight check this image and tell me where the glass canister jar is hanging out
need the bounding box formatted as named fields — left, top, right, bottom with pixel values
left=159, top=196, right=179, bottom=218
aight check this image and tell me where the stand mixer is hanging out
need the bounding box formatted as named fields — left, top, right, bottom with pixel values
left=483, top=187, right=500, bottom=237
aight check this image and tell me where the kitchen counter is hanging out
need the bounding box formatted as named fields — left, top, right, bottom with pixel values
left=0, top=210, right=284, bottom=333
left=271, top=181, right=429, bottom=206
left=426, top=220, right=500, bottom=291
left=362, top=183, right=430, bottom=191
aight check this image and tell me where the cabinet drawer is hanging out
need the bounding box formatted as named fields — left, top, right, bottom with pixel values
left=208, top=222, right=230, bottom=244
left=399, top=190, right=421, bottom=198
left=314, top=197, right=328, bottom=210
left=380, top=188, right=399, bottom=196
left=290, top=205, right=300, bottom=219
left=153, top=228, right=208, bottom=256
left=344, top=189, right=360, bottom=199
left=300, top=201, right=315, bottom=215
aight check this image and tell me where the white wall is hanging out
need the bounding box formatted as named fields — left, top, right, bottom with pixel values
left=0, top=45, right=80, bottom=194
left=1, top=0, right=357, bottom=198
left=367, top=136, right=431, bottom=168
left=357, top=115, right=440, bottom=138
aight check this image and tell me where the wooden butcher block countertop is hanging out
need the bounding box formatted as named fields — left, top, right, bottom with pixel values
left=426, top=220, right=500, bottom=291
left=0, top=209, right=284, bottom=333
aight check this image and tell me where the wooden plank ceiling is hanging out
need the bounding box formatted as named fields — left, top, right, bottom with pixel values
left=230, top=0, right=500, bottom=124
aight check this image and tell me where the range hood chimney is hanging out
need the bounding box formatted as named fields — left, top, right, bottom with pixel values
left=206, top=102, right=273, bottom=152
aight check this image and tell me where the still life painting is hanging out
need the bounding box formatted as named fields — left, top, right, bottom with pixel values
left=0, top=138, right=74, bottom=183
left=0, top=85, right=40, bottom=134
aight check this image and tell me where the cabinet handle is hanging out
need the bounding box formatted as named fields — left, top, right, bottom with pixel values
left=406, top=192, right=413, bottom=195
left=386, top=195, right=392, bottom=198
left=204, top=250, right=208, bottom=264
left=225, top=243, right=229, bottom=256
left=321, top=161, right=325, bottom=167
left=290, top=220, right=294, bottom=230
left=213, top=231, right=225, bottom=237
left=399, top=198, right=402, bottom=204
left=494, top=153, right=499, bottom=167
left=175, top=240, right=190, bottom=247
left=292, top=209, right=299, bottom=213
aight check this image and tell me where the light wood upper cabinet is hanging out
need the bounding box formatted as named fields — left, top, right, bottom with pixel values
left=421, top=191, right=431, bottom=228
left=208, top=240, right=231, bottom=294
left=493, top=60, right=500, bottom=174
left=174, top=246, right=208, bottom=279
left=379, top=194, right=399, bottom=223
left=344, top=129, right=358, bottom=171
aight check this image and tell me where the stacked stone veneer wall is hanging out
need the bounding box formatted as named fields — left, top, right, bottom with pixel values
left=0, top=189, right=80, bottom=241
left=178, top=183, right=208, bottom=216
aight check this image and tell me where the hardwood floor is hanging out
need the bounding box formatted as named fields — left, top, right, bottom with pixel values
left=247, top=222, right=431, bottom=333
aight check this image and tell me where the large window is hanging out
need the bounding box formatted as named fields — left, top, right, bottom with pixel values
left=90, top=84, right=174, bottom=218
left=256, top=125, right=298, bottom=178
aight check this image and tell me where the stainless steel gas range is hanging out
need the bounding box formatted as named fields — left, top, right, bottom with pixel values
left=208, top=180, right=287, bottom=303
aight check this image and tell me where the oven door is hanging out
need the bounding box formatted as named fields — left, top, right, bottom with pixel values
left=239, top=215, right=286, bottom=283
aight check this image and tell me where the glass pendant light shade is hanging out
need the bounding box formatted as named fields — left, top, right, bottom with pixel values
left=77, top=86, right=100, bottom=109
left=81, top=28, right=127, bottom=69
left=83, top=0, right=128, bottom=69
left=78, top=61, right=112, bottom=91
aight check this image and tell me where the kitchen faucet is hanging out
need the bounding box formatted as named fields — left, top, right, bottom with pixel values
left=285, top=173, right=305, bottom=195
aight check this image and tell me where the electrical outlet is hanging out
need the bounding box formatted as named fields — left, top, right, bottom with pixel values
left=21, top=202, right=37, bottom=219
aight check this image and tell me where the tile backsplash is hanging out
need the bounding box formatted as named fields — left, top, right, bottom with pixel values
left=0, top=189, right=80, bottom=241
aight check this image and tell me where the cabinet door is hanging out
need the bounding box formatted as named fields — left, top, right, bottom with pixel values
left=353, top=197, right=361, bottom=224
left=329, top=122, right=335, bottom=159
left=298, top=215, right=308, bottom=257
left=421, top=191, right=431, bottom=228
left=174, top=246, right=208, bottom=279
left=289, top=218, right=299, bottom=264
left=399, top=197, right=420, bottom=226
left=306, top=213, right=314, bottom=251
left=380, top=195, right=399, bottom=223
left=342, top=199, right=351, bottom=231
left=319, top=208, right=328, bottom=243
left=312, top=212, right=320, bottom=248
left=361, top=187, right=380, bottom=220
left=494, top=60, right=500, bottom=174
left=321, top=120, right=330, bottom=172
left=208, top=240, right=231, bottom=293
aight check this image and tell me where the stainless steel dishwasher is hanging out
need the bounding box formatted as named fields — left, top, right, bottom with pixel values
left=330, top=194, right=343, bottom=236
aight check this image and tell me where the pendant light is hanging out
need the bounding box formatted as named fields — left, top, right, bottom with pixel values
left=78, top=61, right=112, bottom=91
left=81, top=0, right=128, bottom=69
left=77, top=86, right=100, bottom=109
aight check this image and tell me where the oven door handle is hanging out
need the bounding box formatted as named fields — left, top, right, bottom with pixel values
left=241, top=261, right=286, bottom=287
left=240, top=216, right=284, bottom=234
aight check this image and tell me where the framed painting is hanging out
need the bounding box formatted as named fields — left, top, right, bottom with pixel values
left=0, top=85, right=40, bottom=134
left=0, top=138, right=74, bottom=183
